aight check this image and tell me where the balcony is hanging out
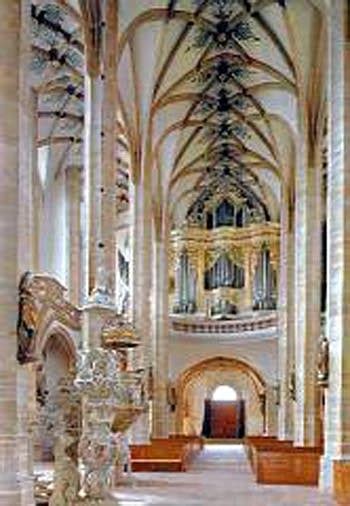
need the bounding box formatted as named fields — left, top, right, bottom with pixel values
left=170, top=310, right=278, bottom=341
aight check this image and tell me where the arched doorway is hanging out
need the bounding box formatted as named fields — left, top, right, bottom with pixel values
left=203, top=384, right=244, bottom=439
left=175, top=356, right=265, bottom=437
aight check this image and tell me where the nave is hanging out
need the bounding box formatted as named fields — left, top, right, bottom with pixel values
left=3, top=1, right=350, bottom=504
left=115, top=445, right=335, bottom=506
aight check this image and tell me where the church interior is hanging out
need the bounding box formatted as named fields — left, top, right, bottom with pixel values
left=0, top=0, right=349, bottom=505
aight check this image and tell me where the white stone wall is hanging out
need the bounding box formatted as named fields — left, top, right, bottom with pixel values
left=169, top=337, right=278, bottom=383
left=40, top=168, right=68, bottom=285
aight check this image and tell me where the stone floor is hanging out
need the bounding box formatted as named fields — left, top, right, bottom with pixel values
left=114, top=444, right=336, bottom=506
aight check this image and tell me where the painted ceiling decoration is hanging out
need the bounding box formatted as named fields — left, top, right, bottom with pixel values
left=186, top=163, right=269, bottom=227
left=30, top=1, right=85, bottom=177
left=153, top=0, right=301, bottom=227
left=28, top=0, right=326, bottom=232
left=190, top=0, right=259, bottom=50
left=164, top=0, right=287, bottom=224
left=30, top=0, right=129, bottom=209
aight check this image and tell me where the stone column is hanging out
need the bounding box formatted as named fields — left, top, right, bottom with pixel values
left=293, top=130, right=322, bottom=447
left=81, top=0, right=118, bottom=343
left=18, top=0, right=36, bottom=274
left=265, top=384, right=278, bottom=436
left=0, top=1, right=31, bottom=504
left=17, top=364, right=36, bottom=506
left=66, top=166, right=82, bottom=306
left=129, top=173, right=153, bottom=442
left=83, top=71, right=103, bottom=298
left=152, top=232, right=170, bottom=437
left=18, top=88, right=37, bottom=273
left=320, top=2, right=350, bottom=499
left=16, top=2, right=37, bottom=503
left=278, top=185, right=295, bottom=441
left=100, top=0, right=117, bottom=300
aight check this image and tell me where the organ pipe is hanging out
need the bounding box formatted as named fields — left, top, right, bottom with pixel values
left=253, top=246, right=276, bottom=310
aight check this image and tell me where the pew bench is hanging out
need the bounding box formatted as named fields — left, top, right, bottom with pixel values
left=245, top=436, right=293, bottom=473
left=244, top=436, right=277, bottom=464
left=254, top=446, right=322, bottom=486
left=169, top=434, right=204, bottom=451
left=129, top=442, right=190, bottom=472
left=150, top=438, right=193, bottom=466
left=250, top=441, right=293, bottom=473
left=153, top=436, right=202, bottom=460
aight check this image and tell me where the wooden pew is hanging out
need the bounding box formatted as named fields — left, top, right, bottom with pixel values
left=129, top=441, right=190, bottom=472
left=249, top=440, right=293, bottom=475
left=167, top=435, right=204, bottom=457
left=334, top=461, right=350, bottom=505
left=244, top=436, right=277, bottom=463
left=169, top=434, right=204, bottom=451
left=255, top=445, right=321, bottom=486
left=150, top=438, right=193, bottom=467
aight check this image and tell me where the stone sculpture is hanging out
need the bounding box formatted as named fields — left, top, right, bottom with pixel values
left=49, top=434, right=80, bottom=506
left=17, top=271, right=38, bottom=364
left=317, top=334, right=329, bottom=387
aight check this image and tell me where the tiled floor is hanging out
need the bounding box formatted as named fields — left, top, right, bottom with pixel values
left=113, top=444, right=336, bottom=506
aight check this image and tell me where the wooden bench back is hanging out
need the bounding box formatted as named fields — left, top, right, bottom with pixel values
left=129, top=444, right=185, bottom=460
left=256, top=448, right=321, bottom=486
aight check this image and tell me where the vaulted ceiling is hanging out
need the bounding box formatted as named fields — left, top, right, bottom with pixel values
left=30, top=0, right=328, bottom=229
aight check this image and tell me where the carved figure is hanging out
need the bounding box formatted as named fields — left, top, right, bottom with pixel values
left=79, top=429, right=117, bottom=500
left=288, top=366, right=296, bottom=401
left=258, top=392, right=266, bottom=416
left=167, top=383, right=177, bottom=412
left=273, top=381, right=280, bottom=406
left=17, top=271, right=38, bottom=364
left=147, top=366, right=154, bottom=401
left=113, top=432, right=131, bottom=484
left=317, top=334, right=329, bottom=387
left=89, top=266, right=114, bottom=305
left=49, top=434, right=80, bottom=506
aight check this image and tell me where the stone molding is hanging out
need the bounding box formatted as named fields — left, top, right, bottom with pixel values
left=17, top=272, right=81, bottom=364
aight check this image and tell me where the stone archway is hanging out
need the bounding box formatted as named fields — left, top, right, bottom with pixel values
left=35, top=330, right=76, bottom=461
left=175, top=356, right=266, bottom=436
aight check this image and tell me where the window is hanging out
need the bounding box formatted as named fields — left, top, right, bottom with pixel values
left=37, top=145, right=50, bottom=189
left=212, top=385, right=237, bottom=401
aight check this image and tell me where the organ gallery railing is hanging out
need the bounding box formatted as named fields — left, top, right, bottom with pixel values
left=171, top=312, right=277, bottom=334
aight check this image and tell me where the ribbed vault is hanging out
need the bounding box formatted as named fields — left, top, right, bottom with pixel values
left=29, top=0, right=328, bottom=231
left=116, top=0, right=327, bottom=229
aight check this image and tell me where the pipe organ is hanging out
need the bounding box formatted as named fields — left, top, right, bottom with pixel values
left=170, top=223, right=279, bottom=318
left=176, top=250, right=197, bottom=314
left=252, top=245, right=277, bottom=310
left=204, top=254, right=245, bottom=291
